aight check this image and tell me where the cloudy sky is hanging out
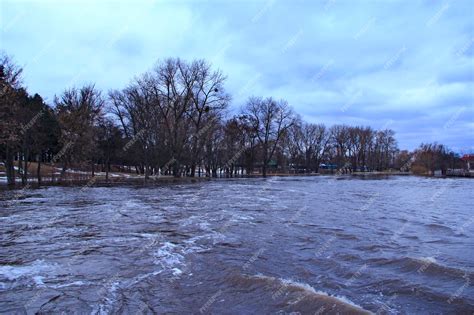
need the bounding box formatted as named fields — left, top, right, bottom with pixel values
left=1, top=0, right=473, bottom=151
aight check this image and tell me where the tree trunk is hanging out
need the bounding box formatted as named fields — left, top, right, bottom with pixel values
left=145, top=164, right=150, bottom=180
left=262, top=149, right=268, bottom=177
left=190, top=164, right=196, bottom=177
left=37, top=157, right=42, bottom=186
left=172, top=161, right=180, bottom=178
left=262, top=163, right=267, bottom=177
left=61, top=161, right=67, bottom=178
left=51, top=162, right=55, bottom=182
left=22, top=149, right=29, bottom=185
left=105, top=160, right=110, bottom=183
left=305, top=151, right=311, bottom=173
left=5, top=145, right=16, bottom=186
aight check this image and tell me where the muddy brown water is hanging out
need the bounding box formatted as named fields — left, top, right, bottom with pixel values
left=1, top=176, right=473, bottom=314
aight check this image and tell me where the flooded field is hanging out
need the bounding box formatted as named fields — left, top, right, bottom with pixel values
left=1, top=176, right=473, bottom=314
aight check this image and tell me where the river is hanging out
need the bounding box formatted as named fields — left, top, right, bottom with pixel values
left=1, top=176, right=473, bottom=314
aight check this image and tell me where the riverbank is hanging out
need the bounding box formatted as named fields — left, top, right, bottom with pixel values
left=0, top=175, right=212, bottom=190
left=1, top=169, right=471, bottom=190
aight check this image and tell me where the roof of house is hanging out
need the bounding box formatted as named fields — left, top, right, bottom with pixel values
left=461, top=154, right=474, bottom=162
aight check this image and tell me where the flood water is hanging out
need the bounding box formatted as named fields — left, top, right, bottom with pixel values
left=1, top=176, right=473, bottom=314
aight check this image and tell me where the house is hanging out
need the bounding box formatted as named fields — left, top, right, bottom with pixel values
left=461, top=154, right=474, bottom=171
left=319, top=163, right=338, bottom=170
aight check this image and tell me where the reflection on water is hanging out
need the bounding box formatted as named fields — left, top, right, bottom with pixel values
left=0, top=176, right=473, bottom=314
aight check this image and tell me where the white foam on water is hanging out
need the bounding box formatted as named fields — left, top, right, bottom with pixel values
left=95, top=280, right=121, bottom=315
left=331, top=293, right=369, bottom=311
left=198, top=221, right=211, bottom=230
left=280, top=278, right=318, bottom=294
left=131, top=232, right=157, bottom=239
left=94, top=270, right=163, bottom=314
left=419, top=256, right=437, bottom=264
left=153, top=242, right=185, bottom=269
left=32, top=276, right=45, bottom=287
left=180, top=215, right=200, bottom=226
left=50, top=280, right=88, bottom=289
left=153, top=232, right=218, bottom=276
left=0, top=261, right=93, bottom=291
left=184, top=234, right=207, bottom=244
left=0, top=260, right=56, bottom=282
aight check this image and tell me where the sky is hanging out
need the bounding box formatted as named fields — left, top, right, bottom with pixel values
left=1, top=0, right=473, bottom=151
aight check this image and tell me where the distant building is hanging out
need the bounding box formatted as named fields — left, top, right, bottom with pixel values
left=319, top=163, right=338, bottom=170
left=461, top=154, right=474, bottom=171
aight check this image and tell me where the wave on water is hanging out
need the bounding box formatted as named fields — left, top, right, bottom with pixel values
left=93, top=270, right=163, bottom=315
left=424, top=223, right=456, bottom=234
left=0, top=259, right=57, bottom=288
left=153, top=231, right=221, bottom=275
left=367, top=256, right=474, bottom=279
left=153, top=241, right=186, bottom=275
left=230, top=274, right=372, bottom=314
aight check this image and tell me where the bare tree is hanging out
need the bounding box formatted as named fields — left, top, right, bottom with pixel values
left=0, top=53, right=24, bottom=185
left=373, top=129, right=398, bottom=171
left=185, top=60, right=230, bottom=177
left=243, top=97, right=295, bottom=177
left=412, top=142, right=453, bottom=175
left=288, top=120, right=330, bottom=173
left=330, top=124, right=350, bottom=170
left=55, top=84, right=104, bottom=177
left=109, top=58, right=229, bottom=178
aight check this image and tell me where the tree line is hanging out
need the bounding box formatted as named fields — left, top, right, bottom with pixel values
left=0, top=53, right=466, bottom=185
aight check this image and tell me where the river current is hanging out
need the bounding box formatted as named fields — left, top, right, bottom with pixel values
left=1, top=176, right=473, bottom=314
